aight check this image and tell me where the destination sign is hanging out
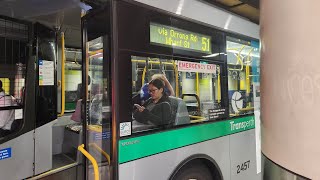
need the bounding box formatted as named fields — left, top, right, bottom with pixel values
left=150, top=23, right=212, bottom=54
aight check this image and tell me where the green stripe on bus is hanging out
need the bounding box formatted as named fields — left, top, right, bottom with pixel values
left=119, top=116, right=255, bottom=164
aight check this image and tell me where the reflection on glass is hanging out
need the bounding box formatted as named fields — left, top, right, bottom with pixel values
left=131, top=56, right=223, bottom=133
left=0, top=63, right=25, bottom=138
left=227, top=39, right=260, bottom=117
left=87, top=36, right=111, bottom=180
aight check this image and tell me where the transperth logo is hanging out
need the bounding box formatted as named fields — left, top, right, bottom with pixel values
left=230, top=119, right=254, bottom=131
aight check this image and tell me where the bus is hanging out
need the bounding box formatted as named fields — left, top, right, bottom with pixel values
left=0, top=0, right=260, bottom=180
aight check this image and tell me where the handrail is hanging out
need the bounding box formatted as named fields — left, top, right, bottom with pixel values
left=27, top=163, right=78, bottom=180
left=78, top=144, right=100, bottom=180
left=131, top=59, right=174, bottom=65
left=172, top=61, right=179, bottom=97
left=89, top=143, right=111, bottom=165
left=139, top=60, right=179, bottom=97
left=88, top=125, right=102, bottom=133
left=228, top=45, right=245, bottom=71
left=58, top=32, right=65, bottom=117
left=190, top=116, right=206, bottom=123
left=246, top=64, right=250, bottom=94
left=245, top=48, right=253, bottom=107
left=217, top=69, right=221, bottom=103
left=142, top=67, right=147, bottom=86
left=181, top=94, right=201, bottom=115
left=89, top=49, right=103, bottom=56
left=196, top=72, right=199, bottom=97
left=238, top=107, right=254, bottom=111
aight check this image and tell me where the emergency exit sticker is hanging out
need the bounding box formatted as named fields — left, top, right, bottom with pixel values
left=177, top=61, right=216, bottom=74
left=0, top=148, right=12, bottom=160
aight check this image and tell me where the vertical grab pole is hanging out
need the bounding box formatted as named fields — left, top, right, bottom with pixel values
left=81, top=18, right=88, bottom=180
left=58, top=32, right=65, bottom=116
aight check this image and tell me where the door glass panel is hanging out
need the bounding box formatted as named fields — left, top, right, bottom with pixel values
left=86, top=36, right=111, bottom=180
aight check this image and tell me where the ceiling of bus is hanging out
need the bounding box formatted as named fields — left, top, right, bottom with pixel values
left=0, top=0, right=259, bottom=48
left=0, top=0, right=83, bottom=48
left=204, top=0, right=259, bottom=24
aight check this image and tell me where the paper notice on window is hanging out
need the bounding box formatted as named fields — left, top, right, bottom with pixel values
left=39, top=60, right=54, bottom=86
left=14, top=109, right=23, bottom=120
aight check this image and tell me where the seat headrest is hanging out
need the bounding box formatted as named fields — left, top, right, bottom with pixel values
left=168, top=96, right=190, bottom=125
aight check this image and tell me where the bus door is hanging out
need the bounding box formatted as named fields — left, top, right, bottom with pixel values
left=81, top=9, right=112, bottom=180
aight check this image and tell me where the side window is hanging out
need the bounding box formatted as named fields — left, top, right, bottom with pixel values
left=131, top=55, right=225, bottom=133
left=0, top=38, right=27, bottom=138
left=65, top=51, right=82, bottom=112
left=227, top=38, right=260, bottom=117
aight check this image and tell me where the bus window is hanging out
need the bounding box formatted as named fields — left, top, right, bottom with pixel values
left=227, top=38, right=260, bottom=117
left=131, top=56, right=225, bottom=133
left=65, top=50, right=82, bottom=112
left=0, top=38, right=26, bottom=138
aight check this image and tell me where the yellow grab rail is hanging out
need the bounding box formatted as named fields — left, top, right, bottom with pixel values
left=88, top=125, right=103, bottom=133
left=142, top=67, right=147, bottom=86
left=217, top=68, right=221, bottom=103
left=137, top=60, right=179, bottom=97
left=58, top=32, right=65, bottom=117
left=245, top=48, right=253, bottom=107
left=89, top=143, right=111, bottom=165
left=246, top=64, right=250, bottom=94
left=131, top=59, right=173, bottom=65
left=89, top=49, right=103, bottom=56
left=78, top=144, right=100, bottom=180
left=238, top=107, right=254, bottom=112
left=172, top=61, right=179, bottom=97
left=228, top=45, right=245, bottom=71
left=196, top=72, right=199, bottom=97
left=190, top=115, right=207, bottom=123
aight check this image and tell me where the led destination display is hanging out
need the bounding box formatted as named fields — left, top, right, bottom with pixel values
left=150, top=23, right=212, bottom=54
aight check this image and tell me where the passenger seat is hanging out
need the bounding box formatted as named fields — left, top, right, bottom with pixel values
left=168, top=96, right=190, bottom=125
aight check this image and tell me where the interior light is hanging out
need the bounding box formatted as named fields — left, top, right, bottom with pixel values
left=176, top=0, right=185, bottom=15
left=203, top=53, right=225, bottom=58
left=227, top=49, right=260, bottom=58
